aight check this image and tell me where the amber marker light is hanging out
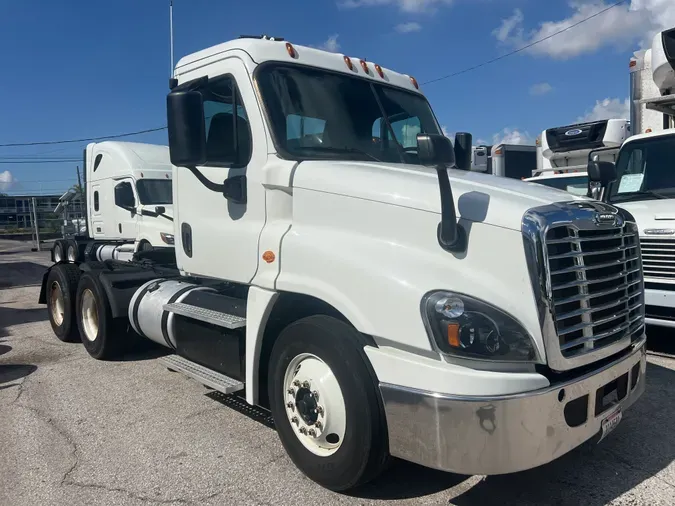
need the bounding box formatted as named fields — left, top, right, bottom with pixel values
left=344, top=56, right=354, bottom=70
left=409, top=76, right=419, bottom=89
left=447, top=323, right=461, bottom=348
left=374, top=64, right=384, bottom=78
left=286, top=42, right=297, bottom=58
left=262, top=251, right=276, bottom=263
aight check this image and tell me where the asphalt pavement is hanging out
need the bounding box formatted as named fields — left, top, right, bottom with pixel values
left=1, top=238, right=674, bottom=506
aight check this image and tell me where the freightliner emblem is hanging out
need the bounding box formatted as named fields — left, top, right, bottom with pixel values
left=644, top=229, right=675, bottom=235
left=594, top=212, right=617, bottom=226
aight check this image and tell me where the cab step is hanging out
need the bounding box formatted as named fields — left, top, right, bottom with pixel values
left=163, top=302, right=247, bottom=329
left=159, top=354, right=244, bottom=394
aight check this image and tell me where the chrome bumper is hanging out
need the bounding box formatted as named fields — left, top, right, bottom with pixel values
left=379, top=338, right=646, bottom=475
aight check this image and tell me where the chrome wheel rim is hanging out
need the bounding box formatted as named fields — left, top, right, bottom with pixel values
left=54, top=244, right=63, bottom=262
left=49, top=282, right=65, bottom=326
left=81, top=289, right=99, bottom=342
left=67, top=244, right=77, bottom=262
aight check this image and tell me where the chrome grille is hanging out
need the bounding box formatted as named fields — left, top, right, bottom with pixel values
left=639, top=237, right=675, bottom=280
left=545, top=224, right=644, bottom=359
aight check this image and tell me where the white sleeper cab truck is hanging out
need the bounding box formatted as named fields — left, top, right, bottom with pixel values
left=39, top=36, right=647, bottom=491
left=51, top=141, right=175, bottom=264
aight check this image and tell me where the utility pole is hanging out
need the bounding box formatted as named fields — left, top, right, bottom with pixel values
left=76, top=165, right=83, bottom=192
left=169, top=0, right=175, bottom=77
left=31, top=197, right=41, bottom=251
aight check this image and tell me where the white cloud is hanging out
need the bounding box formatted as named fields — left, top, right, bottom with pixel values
left=577, top=97, right=630, bottom=122
left=0, top=170, right=15, bottom=192
left=395, top=22, right=422, bottom=33
left=318, top=34, right=341, bottom=52
left=530, top=82, right=553, bottom=96
left=493, top=1, right=675, bottom=60
left=492, top=128, right=534, bottom=145
left=339, top=0, right=452, bottom=13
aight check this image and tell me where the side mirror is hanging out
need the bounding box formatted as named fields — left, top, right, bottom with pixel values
left=167, top=90, right=207, bottom=167
left=114, top=182, right=136, bottom=210
left=454, top=132, right=473, bottom=171
left=587, top=160, right=617, bottom=185
left=417, top=133, right=455, bottom=167
left=416, top=133, right=465, bottom=252
left=155, top=206, right=166, bottom=214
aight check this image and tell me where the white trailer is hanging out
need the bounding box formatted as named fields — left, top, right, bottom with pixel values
left=51, top=141, right=175, bottom=264
left=39, top=35, right=646, bottom=491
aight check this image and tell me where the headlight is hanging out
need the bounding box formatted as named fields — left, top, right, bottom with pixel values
left=421, top=291, right=538, bottom=362
left=160, top=233, right=175, bottom=245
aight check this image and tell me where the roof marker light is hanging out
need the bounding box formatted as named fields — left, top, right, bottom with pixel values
left=286, top=42, right=297, bottom=58
left=374, top=64, right=384, bottom=78
left=360, top=59, right=370, bottom=73
left=344, top=56, right=354, bottom=71
left=645, top=128, right=652, bottom=133
left=409, top=76, right=419, bottom=89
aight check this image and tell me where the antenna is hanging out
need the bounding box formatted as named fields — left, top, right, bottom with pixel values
left=169, top=0, right=175, bottom=78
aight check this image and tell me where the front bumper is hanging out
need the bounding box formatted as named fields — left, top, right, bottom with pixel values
left=645, top=286, right=675, bottom=328
left=380, top=338, right=646, bottom=475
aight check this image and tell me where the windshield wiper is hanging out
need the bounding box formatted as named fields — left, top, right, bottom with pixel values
left=612, top=190, right=671, bottom=201
left=299, top=146, right=383, bottom=162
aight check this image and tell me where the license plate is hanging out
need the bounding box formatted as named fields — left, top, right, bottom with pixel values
left=598, top=408, right=622, bottom=443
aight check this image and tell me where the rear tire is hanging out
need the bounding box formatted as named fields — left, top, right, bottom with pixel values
left=76, top=272, right=127, bottom=360
left=268, top=315, right=389, bottom=491
left=46, top=264, right=82, bottom=342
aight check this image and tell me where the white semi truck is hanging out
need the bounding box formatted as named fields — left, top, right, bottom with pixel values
left=528, top=27, right=675, bottom=330
left=39, top=35, right=646, bottom=491
left=51, top=141, right=175, bottom=264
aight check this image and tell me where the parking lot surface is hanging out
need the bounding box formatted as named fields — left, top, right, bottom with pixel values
left=1, top=238, right=674, bottom=506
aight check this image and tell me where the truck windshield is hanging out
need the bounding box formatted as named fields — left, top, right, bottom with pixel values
left=528, top=175, right=589, bottom=196
left=136, top=179, right=173, bottom=205
left=256, top=63, right=443, bottom=164
left=608, top=136, right=675, bottom=202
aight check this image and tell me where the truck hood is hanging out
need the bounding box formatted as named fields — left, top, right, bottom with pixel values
left=293, top=160, right=588, bottom=231
left=614, top=199, right=675, bottom=235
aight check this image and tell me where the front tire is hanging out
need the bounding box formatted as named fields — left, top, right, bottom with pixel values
left=46, top=264, right=82, bottom=342
left=53, top=240, right=65, bottom=263
left=76, top=273, right=126, bottom=360
left=268, top=315, right=389, bottom=491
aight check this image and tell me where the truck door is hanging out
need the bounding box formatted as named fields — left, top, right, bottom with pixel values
left=112, top=178, right=139, bottom=240
left=173, top=61, right=267, bottom=283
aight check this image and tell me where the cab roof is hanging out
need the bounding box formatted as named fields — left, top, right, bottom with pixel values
left=174, top=37, right=423, bottom=95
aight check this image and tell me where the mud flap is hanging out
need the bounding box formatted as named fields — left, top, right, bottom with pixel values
left=38, top=267, right=52, bottom=304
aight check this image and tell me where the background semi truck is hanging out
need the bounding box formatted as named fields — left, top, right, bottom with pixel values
left=39, top=35, right=646, bottom=492
left=51, top=141, right=176, bottom=264
left=527, top=27, right=675, bottom=330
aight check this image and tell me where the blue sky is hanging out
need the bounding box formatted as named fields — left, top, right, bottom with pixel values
left=0, top=0, right=672, bottom=195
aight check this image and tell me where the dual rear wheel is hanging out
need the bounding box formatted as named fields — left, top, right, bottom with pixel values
left=45, top=264, right=128, bottom=359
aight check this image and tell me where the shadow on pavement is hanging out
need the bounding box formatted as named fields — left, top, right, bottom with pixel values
left=0, top=261, right=48, bottom=288
left=0, top=364, right=37, bottom=386
left=351, top=459, right=467, bottom=500
left=0, top=306, right=47, bottom=338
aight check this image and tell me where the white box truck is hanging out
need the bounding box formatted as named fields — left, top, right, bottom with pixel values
left=39, top=35, right=646, bottom=491
left=51, top=141, right=175, bottom=264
